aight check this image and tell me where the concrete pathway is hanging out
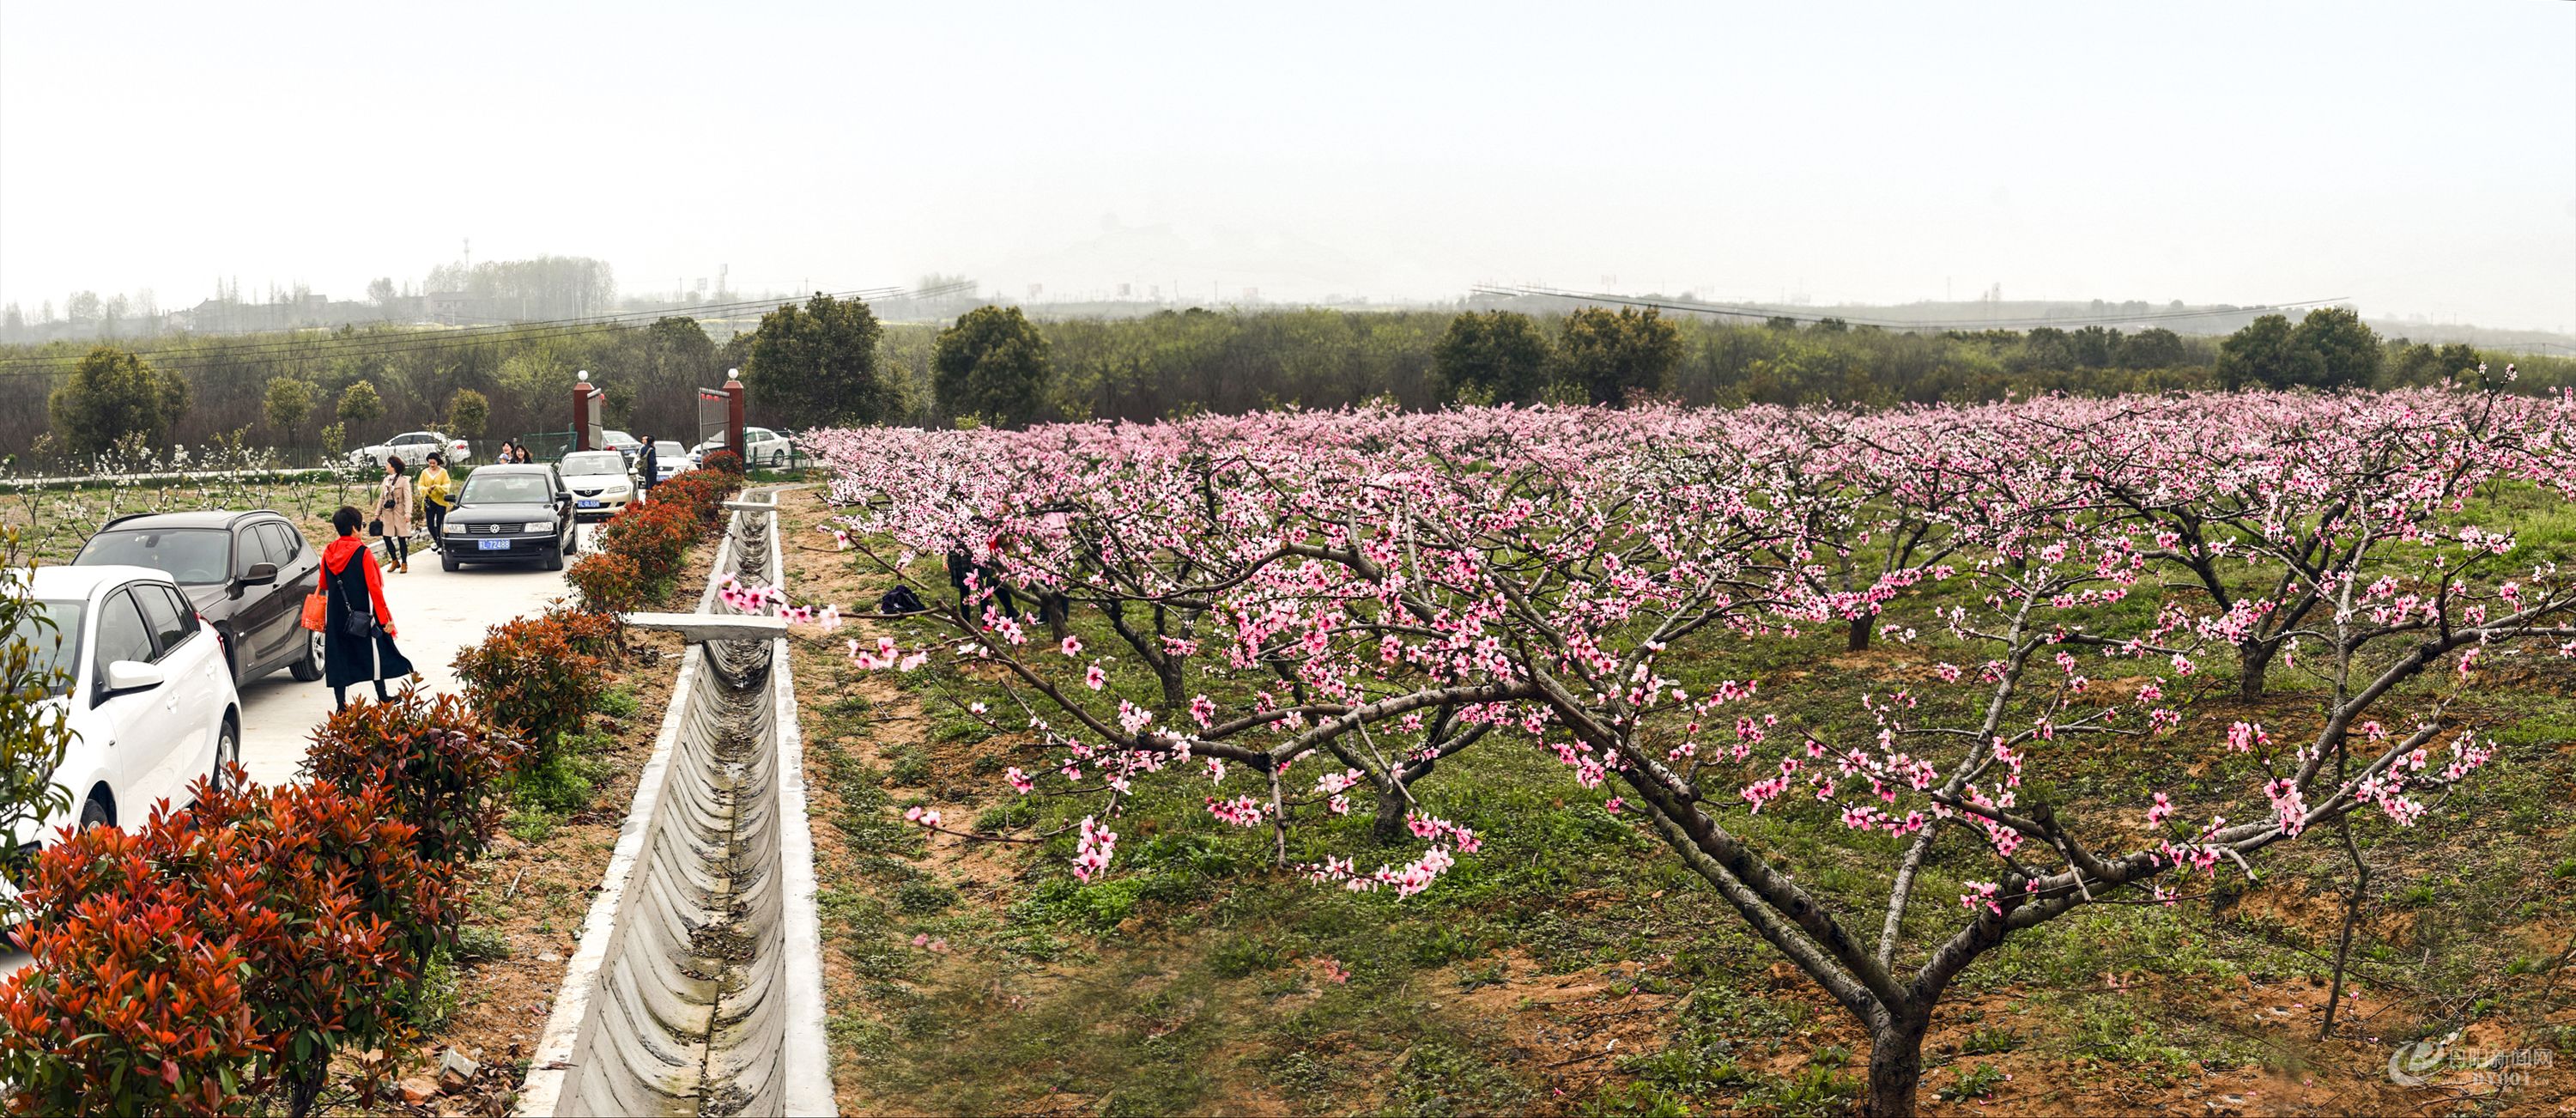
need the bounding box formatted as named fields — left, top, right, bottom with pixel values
left=234, top=531, right=579, bottom=786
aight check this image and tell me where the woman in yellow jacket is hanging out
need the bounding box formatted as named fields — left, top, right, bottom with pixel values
left=419, top=453, right=455, bottom=554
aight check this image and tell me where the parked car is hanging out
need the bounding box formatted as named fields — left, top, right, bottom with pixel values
left=601, top=429, right=645, bottom=466
left=351, top=430, right=470, bottom=469
left=649, top=440, right=688, bottom=485
left=439, top=464, right=579, bottom=571
left=3, top=565, right=241, bottom=848
left=73, top=510, right=324, bottom=686
left=559, top=450, right=637, bottom=520
left=688, top=426, right=792, bottom=469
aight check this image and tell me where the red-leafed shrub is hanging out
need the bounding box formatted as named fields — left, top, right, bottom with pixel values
left=174, top=775, right=433, bottom=1115
left=1, top=771, right=452, bottom=1117
left=549, top=604, right=623, bottom=661
left=302, top=688, right=521, bottom=866
left=702, top=447, right=744, bottom=476
left=0, top=825, right=270, bottom=1117
left=453, top=611, right=606, bottom=775
left=596, top=498, right=696, bottom=576
left=646, top=468, right=740, bottom=532
left=567, top=548, right=646, bottom=613
left=580, top=466, right=742, bottom=613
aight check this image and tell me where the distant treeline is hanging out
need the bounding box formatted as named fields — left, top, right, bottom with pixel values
left=888, top=306, right=2570, bottom=423
left=0, top=318, right=749, bottom=463
left=5, top=304, right=2568, bottom=465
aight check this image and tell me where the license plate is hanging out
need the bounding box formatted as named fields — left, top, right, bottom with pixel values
left=477, top=539, right=510, bottom=551
left=577, top=499, right=601, bottom=508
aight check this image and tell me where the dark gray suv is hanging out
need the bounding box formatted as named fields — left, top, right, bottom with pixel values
left=73, top=509, right=325, bottom=686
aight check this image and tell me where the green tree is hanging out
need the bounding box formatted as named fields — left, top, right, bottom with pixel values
left=1557, top=307, right=1682, bottom=405
left=264, top=377, right=313, bottom=444
left=1432, top=310, right=1554, bottom=404
left=744, top=292, right=894, bottom=426
left=336, top=380, right=385, bottom=428
left=2069, top=325, right=2121, bottom=368
left=446, top=388, right=490, bottom=439
left=932, top=305, right=1053, bottom=428
left=2435, top=343, right=2481, bottom=381
left=2021, top=326, right=2075, bottom=370
left=0, top=529, right=78, bottom=903
left=2291, top=307, right=2381, bottom=389
left=2215, top=314, right=2303, bottom=390
left=46, top=346, right=190, bottom=455
left=2118, top=327, right=2187, bottom=368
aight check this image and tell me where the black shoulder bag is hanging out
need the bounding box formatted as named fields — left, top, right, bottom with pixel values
left=329, top=560, right=377, bottom=639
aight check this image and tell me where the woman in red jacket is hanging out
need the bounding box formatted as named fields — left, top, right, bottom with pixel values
left=321, top=505, right=418, bottom=710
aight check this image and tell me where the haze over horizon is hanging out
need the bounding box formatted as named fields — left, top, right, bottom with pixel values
left=3, top=0, right=2571, bottom=331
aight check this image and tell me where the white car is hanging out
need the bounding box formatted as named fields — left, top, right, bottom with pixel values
left=353, top=430, right=471, bottom=470
left=688, top=426, right=792, bottom=469
left=3, top=566, right=240, bottom=851
left=647, top=440, right=688, bottom=485
left=559, top=449, right=637, bottom=520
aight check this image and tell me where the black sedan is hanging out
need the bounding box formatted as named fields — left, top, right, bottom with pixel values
left=73, top=509, right=326, bottom=685
left=439, top=465, right=579, bottom=571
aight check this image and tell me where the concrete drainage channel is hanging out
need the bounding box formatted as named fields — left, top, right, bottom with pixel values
left=517, top=489, right=835, bottom=1117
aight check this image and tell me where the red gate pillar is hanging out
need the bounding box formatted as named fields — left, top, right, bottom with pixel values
left=573, top=371, right=594, bottom=451
left=725, top=368, right=746, bottom=461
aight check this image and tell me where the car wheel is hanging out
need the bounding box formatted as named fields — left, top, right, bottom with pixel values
left=288, top=628, right=324, bottom=682
left=78, top=795, right=111, bottom=830
left=443, top=550, right=461, bottom=573
left=210, top=717, right=240, bottom=788
left=543, top=545, right=564, bottom=572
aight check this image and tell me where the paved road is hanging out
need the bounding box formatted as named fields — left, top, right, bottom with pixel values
left=234, top=532, right=579, bottom=786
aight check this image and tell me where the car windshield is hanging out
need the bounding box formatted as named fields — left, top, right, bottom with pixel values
left=76, top=528, right=231, bottom=585
left=460, top=472, right=552, bottom=504
left=655, top=441, right=686, bottom=456
left=2, top=598, right=82, bottom=697
left=561, top=452, right=625, bottom=477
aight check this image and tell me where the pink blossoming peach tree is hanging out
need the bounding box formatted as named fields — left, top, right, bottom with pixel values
left=787, top=382, right=2574, bottom=1116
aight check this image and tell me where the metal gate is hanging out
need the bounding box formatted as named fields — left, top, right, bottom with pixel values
left=696, top=387, right=730, bottom=450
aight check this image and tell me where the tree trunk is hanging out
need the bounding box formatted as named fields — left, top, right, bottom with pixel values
left=287, top=1065, right=324, bottom=1118
left=1372, top=763, right=1427, bottom=845
left=1847, top=613, right=1876, bottom=653
left=2237, top=641, right=2275, bottom=701
left=1862, top=1018, right=1929, bottom=1118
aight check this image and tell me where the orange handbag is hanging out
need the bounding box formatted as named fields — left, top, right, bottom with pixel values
left=300, top=587, right=329, bottom=631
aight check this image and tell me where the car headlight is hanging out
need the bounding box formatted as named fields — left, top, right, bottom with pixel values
left=524, top=521, right=555, bottom=533
left=445, top=524, right=470, bottom=536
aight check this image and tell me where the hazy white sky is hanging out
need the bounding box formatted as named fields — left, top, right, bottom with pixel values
left=3, top=1, right=2572, bottom=328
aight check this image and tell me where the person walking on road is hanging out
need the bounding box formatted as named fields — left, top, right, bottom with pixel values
left=322, top=505, right=417, bottom=711
left=419, top=453, right=454, bottom=553
left=637, top=435, right=658, bottom=504
left=377, top=455, right=416, bottom=573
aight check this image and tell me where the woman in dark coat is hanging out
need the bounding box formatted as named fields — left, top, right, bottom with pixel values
left=321, top=505, right=417, bottom=709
